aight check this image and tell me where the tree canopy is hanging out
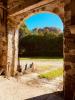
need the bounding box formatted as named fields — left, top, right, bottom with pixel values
left=19, top=23, right=63, bottom=57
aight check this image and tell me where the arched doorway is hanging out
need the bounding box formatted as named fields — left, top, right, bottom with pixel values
left=13, top=12, right=63, bottom=97
left=19, top=12, right=64, bottom=57
left=7, top=0, right=64, bottom=76
left=1, top=0, right=75, bottom=100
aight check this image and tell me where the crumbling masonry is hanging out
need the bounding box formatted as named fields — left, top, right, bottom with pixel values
left=0, top=0, right=75, bottom=100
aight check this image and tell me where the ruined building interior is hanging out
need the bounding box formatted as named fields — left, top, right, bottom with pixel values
left=0, top=0, right=75, bottom=100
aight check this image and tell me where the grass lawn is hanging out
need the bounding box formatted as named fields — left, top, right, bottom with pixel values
left=38, top=68, right=63, bottom=80
left=19, top=57, right=63, bottom=61
left=19, top=57, right=63, bottom=77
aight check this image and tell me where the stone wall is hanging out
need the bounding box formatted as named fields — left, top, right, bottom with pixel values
left=0, top=0, right=75, bottom=99
left=7, top=0, right=42, bottom=15
left=0, top=1, right=7, bottom=75
left=64, top=0, right=75, bottom=99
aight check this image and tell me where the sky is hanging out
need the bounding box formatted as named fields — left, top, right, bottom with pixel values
left=24, top=12, right=64, bottom=31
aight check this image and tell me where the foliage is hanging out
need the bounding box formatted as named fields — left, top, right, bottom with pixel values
left=20, top=57, right=63, bottom=61
left=39, top=68, right=63, bottom=80
left=19, top=24, right=63, bottom=57
left=19, top=23, right=31, bottom=40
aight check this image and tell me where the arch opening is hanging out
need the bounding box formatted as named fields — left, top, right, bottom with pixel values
left=24, top=12, right=64, bottom=31
left=18, top=12, right=64, bottom=98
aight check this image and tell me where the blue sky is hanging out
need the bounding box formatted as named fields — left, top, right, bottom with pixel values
left=24, top=12, right=63, bottom=31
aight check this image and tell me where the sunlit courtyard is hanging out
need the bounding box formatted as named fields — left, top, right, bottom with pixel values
left=0, top=58, right=63, bottom=100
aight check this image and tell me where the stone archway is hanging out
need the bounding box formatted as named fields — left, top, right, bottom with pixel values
left=7, top=0, right=64, bottom=76
left=0, top=0, right=75, bottom=100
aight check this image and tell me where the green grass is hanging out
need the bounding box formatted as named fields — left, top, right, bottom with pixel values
left=19, top=57, right=63, bottom=61
left=39, top=68, right=63, bottom=80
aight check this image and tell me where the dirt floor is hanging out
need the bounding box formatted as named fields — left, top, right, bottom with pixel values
left=0, top=75, right=63, bottom=100
left=0, top=59, right=63, bottom=100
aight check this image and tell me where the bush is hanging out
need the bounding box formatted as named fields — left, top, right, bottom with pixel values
left=19, top=26, right=63, bottom=57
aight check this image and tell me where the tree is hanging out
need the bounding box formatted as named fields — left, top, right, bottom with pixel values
left=19, top=22, right=31, bottom=40
left=19, top=24, right=63, bottom=57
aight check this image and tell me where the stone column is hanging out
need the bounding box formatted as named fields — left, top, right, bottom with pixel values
left=13, top=29, right=19, bottom=75
left=7, top=27, right=15, bottom=76
left=7, top=19, right=19, bottom=76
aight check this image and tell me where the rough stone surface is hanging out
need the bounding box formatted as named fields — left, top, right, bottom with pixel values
left=0, top=1, right=7, bottom=75
left=0, top=0, right=75, bottom=100
left=64, top=0, right=75, bottom=100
